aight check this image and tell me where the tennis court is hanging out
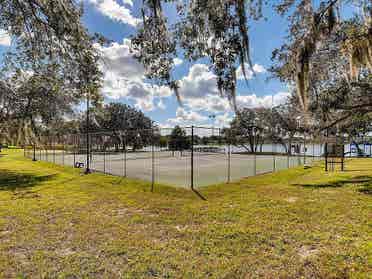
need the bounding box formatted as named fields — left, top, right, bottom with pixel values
left=31, top=149, right=319, bottom=187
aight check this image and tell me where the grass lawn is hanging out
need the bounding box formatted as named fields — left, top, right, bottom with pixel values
left=0, top=150, right=371, bottom=278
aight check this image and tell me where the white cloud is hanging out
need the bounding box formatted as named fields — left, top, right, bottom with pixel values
left=214, top=113, right=233, bottom=127
left=95, top=39, right=172, bottom=111
left=184, top=95, right=230, bottom=113
left=173, top=58, right=183, bottom=66
left=95, top=40, right=287, bottom=120
left=0, top=30, right=11, bottom=46
left=134, top=97, right=154, bottom=111
left=167, top=107, right=207, bottom=125
left=164, top=90, right=290, bottom=127
left=176, top=63, right=230, bottom=114
left=121, top=0, right=133, bottom=6
left=157, top=99, right=166, bottom=110
left=176, top=63, right=268, bottom=114
left=252, top=64, right=266, bottom=73
left=272, top=91, right=291, bottom=106
left=236, top=63, right=266, bottom=80
left=178, top=64, right=218, bottom=98
left=237, top=92, right=290, bottom=109
left=88, top=0, right=140, bottom=26
left=95, top=39, right=144, bottom=81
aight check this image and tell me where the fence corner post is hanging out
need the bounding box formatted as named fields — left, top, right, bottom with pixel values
left=33, top=144, right=37, bottom=161
left=191, top=125, right=194, bottom=190
left=151, top=128, right=155, bottom=192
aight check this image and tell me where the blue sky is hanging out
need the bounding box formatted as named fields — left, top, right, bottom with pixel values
left=0, top=0, right=293, bottom=128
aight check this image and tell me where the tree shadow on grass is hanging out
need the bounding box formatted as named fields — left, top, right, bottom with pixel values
left=0, top=170, right=56, bottom=191
left=293, top=175, right=372, bottom=195
left=358, top=180, right=372, bottom=195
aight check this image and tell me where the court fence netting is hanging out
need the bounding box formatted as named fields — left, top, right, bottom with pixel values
left=23, top=126, right=366, bottom=194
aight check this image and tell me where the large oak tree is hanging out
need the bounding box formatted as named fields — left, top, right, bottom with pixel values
left=0, top=1, right=104, bottom=144
left=132, top=0, right=371, bottom=126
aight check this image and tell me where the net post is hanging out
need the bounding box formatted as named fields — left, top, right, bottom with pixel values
left=191, top=125, right=194, bottom=190
left=151, top=128, right=155, bottom=192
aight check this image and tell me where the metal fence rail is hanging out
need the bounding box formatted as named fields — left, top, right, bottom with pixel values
left=24, top=126, right=330, bottom=193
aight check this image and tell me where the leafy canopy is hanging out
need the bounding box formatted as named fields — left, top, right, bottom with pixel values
left=132, top=0, right=371, bottom=116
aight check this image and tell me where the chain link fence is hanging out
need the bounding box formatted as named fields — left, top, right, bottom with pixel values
left=24, top=126, right=336, bottom=189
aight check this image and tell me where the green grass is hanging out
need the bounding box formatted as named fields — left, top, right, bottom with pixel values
left=0, top=149, right=371, bottom=278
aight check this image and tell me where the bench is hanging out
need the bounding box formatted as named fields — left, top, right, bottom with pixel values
left=74, top=162, right=85, bottom=168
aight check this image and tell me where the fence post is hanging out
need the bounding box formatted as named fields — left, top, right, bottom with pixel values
left=123, top=133, right=127, bottom=177
left=151, top=128, right=155, bottom=192
left=325, top=141, right=328, bottom=171
left=303, top=133, right=306, bottom=165
left=103, top=142, right=106, bottom=174
left=273, top=138, right=276, bottom=172
left=253, top=129, right=257, bottom=175
left=312, top=142, right=315, bottom=160
left=324, top=129, right=328, bottom=171
left=191, top=125, right=194, bottom=190
left=46, top=140, right=48, bottom=162
left=53, top=137, right=56, bottom=164
left=227, top=129, right=231, bottom=183
left=33, top=144, right=36, bottom=161
left=73, top=136, right=76, bottom=168
left=341, top=137, right=345, bottom=171
left=62, top=138, right=65, bottom=166
left=85, top=131, right=91, bottom=174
